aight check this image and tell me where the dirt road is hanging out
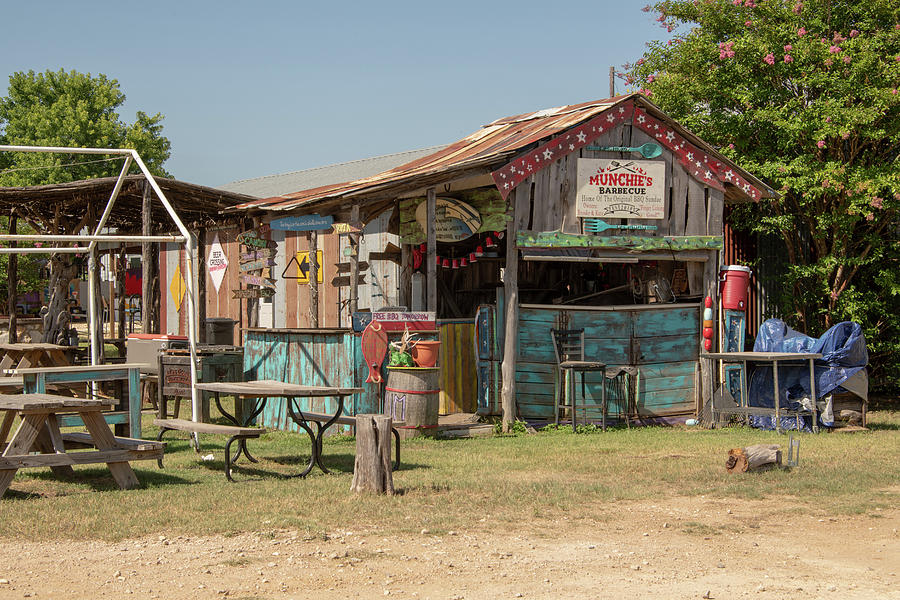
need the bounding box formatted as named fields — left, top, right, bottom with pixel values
left=1, top=497, right=896, bottom=599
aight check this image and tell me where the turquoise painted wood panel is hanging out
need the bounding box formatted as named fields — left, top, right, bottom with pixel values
left=635, top=335, right=699, bottom=364
left=641, top=374, right=694, bottom=392
left=639, top=388, right=694, bottom=411
left=584, top=339, right=631, bottom=366
left=244, top=330, right=364, bottom=433
left=630, top=361, right=696, bottom=379
left=570, top=312, right=632, bottom=339
left=633, top=307, right=700, bottom=338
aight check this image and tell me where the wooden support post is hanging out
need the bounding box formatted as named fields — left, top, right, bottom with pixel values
left=7, top=212, right=17, bottom=343
left=500, top=187, right=520, bottom=432
left=349, top=203, right=360, bottom=318
left=90, top=244, right=104, bottom=363
left=309, top=229, right=319, bottom=328
left=350, top=414, right=394, bottom=495
left=116, top=244, right=126, bottom=347
left=426, top=188, right=437, bottom=312
left=142, top=181, right=153, bottom=335
left=399, top=231, right=411, bottom=310
left=198, top=227, right=207, bottom=344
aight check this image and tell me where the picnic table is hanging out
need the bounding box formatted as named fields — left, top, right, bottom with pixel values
left=188, top=380, right=363, bottom=478
left=12, top=363, right=144, bottom=438
left=0, top=342, right=72, bottom=371
left=0, top=393, right=164, bottom=498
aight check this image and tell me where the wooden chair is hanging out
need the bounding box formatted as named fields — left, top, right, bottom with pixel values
left=550, top=329, right=607, bottom=432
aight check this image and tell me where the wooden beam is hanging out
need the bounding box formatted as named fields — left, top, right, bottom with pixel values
left=309, top=229, right=319, bottom=328
left=141, top=181, right=154, bottom=335
left=349, top=203, right=360, bottom=318
left=7, top=211, right=17, bottom=343
left=426, top=188, right=437, bottom=312
left=198, top=227, right=207, bottom=344
left=500, top=187, right=520, bottom=432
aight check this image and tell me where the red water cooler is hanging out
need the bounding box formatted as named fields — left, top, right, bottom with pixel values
left=720, top=265, right=751, bottom=310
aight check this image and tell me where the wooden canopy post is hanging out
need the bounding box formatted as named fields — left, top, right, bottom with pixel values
left=197, top=227, right=207, bottom=343
left=500, top=187, right=520, bottom=431
left=426, top=188, right=437, bottom=312
left=141, top=181, right=154, bottom=335
left=309, top=229, right=319, bottom=328
left=349, top=203, right=360, bottom=317
left=6, top=211, right=17, bottom=343
left=116, top=244, right=126, bottom=349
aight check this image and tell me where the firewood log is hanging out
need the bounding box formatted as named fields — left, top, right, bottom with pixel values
left=726, top=444, right=782, bottom=473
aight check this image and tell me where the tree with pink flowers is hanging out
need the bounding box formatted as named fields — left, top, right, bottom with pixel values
left=628, top=0, right=900, bottom=387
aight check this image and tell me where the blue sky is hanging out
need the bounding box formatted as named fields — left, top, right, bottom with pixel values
left=1, top=1, right=668, bottom=188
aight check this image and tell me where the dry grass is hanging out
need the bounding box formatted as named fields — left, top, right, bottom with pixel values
left=1, top=408, right=897, bottom=542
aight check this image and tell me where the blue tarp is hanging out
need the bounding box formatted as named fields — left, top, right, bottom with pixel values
left=747, top=319, right=868, bottom=430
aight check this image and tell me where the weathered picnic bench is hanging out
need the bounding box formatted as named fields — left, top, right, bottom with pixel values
left=153, top=418, right=266, bottom=482
left=0, top=393, right=164, bottom=497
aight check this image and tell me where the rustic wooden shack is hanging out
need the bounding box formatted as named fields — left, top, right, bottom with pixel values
left=214, top=93, right=773, bottom=427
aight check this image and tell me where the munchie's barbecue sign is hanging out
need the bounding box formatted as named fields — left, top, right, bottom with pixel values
left=576, top=158, right=666, bottom=219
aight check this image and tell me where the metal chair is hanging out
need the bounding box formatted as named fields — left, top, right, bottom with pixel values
left=550, top=328, right=607, bottom=432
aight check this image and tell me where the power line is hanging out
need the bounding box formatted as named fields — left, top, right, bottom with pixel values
left=0, top=155, right=126, bottom=177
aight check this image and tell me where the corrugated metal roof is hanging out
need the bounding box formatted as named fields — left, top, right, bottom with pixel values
left=235, top=94, right=772, bottom=214
left=218, top=145, right=447, bottom=198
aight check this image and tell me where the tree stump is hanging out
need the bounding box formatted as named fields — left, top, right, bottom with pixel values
left=726, top=444, right=782, bottom=473
left=350, top=414, right=394, bottom=495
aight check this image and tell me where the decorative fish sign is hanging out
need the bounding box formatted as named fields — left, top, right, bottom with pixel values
left=585, top=142, right=663, bottom=159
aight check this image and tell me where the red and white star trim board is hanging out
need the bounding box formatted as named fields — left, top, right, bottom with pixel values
left=632, top=106, right=763, bottom=201
left=491, top=101, right=634, bottom=200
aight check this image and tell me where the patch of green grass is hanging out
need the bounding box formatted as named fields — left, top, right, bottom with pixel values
left=1, top=408, right=897, bottom=542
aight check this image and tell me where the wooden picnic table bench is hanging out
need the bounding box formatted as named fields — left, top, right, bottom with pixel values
left=153, top=418, right=266, bottom=481
left=0, top=393, right=164, bottom=498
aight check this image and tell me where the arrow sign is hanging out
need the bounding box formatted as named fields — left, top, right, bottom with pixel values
left=270, top=214, right=334, bottom=232
left=240, top=274, right=277, bottom=289
left=232, top=288, right=275, bottom=299
left=240, top=248, right=275, bottom=262
left=239, top=258, right=276, bottom=272
left=239, top=236, right=271, bottom=248
left=332, top=222, right=361, bottom=234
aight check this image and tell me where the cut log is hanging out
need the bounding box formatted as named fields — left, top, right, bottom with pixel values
left=350, top=414, right=394, bottom=495
left=726, top=444, right=782, bottom=473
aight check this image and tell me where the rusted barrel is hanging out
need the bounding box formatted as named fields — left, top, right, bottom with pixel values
left=384, top=366, right=440, bottom=439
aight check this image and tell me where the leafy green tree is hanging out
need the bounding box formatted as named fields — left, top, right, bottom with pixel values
left=0, top=69, right=171, bottom=343
left=627, top=0, right=900, bottom=388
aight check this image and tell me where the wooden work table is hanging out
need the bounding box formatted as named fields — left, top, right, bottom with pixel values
left=701, top=351, right=823, bottom=433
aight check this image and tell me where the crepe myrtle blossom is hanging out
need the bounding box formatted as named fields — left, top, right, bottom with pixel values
left=784, top=54, right=793, bottom=63
left=764, top=53, right=776, bottom=65
left=871, top=197, right=884, bottom=210
left=817, top=140, right=826, bottom=148
left=798, top=27, right=807, bottom=36
left=718, top=41, right=735, bottom=59
left=850, top=30, right=859, bottom=38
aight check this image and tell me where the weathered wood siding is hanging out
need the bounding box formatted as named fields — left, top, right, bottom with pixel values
left=438, top=319, right=477, bottom=414
left=513, top=304, right=700, bottom=420
left=242, top=329, right=379, bottom=432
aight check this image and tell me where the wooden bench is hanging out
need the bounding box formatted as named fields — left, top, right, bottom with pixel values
left=153, top=418, right=266, bottom=481
left=298, top=412, right=403, bottom=471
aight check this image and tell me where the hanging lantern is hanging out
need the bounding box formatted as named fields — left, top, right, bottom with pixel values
left=485, top=236, right=495, bottom=248
left=442, top=258, right=450, bottom=268
left=436, top=255, right=442, bottom=266
left=495, top=231, right=505, bottom=240
left=475, top=246, right=484, bottom=257
left=452, top=259, right=459, bottom=269
left=460, top=258, right=468, bottom=267
left=469, top=252, right=477, bottom=263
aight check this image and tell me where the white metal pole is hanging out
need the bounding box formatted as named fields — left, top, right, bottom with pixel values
left=128, top=151, right=202, bottom=430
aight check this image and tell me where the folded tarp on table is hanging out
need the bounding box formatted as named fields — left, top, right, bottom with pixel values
left=748, top=319, right=868, bottom=430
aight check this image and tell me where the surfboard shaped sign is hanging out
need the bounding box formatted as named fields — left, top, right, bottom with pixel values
left=415, top=197, right=482, bottom=242
left=269, top=214, right=334, bottom=231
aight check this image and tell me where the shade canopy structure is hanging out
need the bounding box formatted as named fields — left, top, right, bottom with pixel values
left=0, top=145, right=254, bottom=429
